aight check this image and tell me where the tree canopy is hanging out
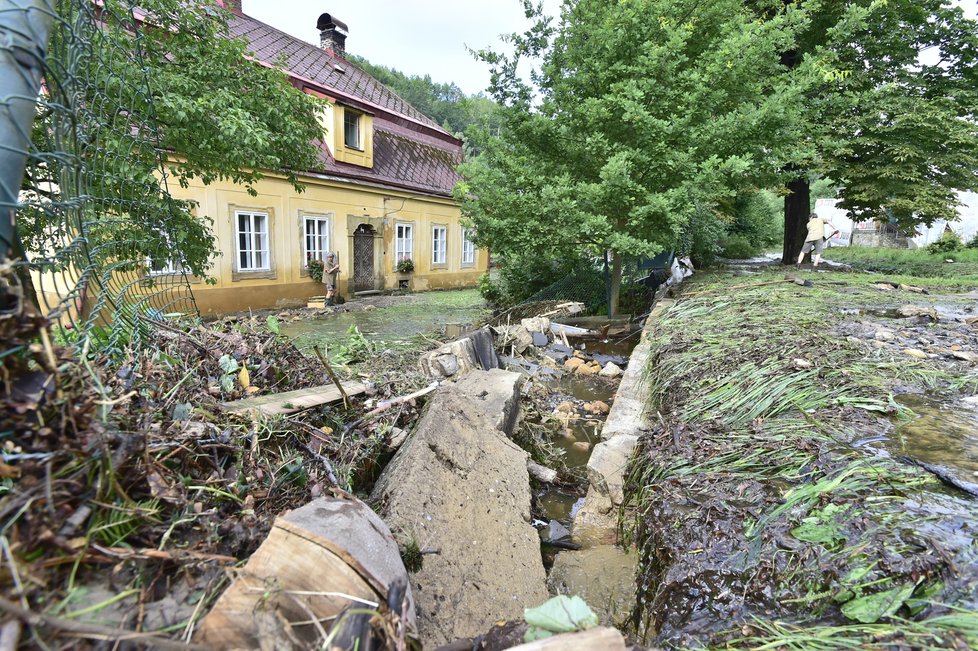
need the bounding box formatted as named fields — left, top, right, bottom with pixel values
left=19, top=0, right=324, bottom=281
left=457, top=0, right=813, bottom=312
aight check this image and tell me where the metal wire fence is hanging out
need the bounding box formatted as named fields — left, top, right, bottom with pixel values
left=1, top=0, right=197, bottom=349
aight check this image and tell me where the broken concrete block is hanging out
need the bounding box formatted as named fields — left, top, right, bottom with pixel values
left=496, top=325, right=535, bottom=354
left=420, top=338, right=479, bottom=379
left=371, top=370, right=546, bottom=647
left=521, top=316, right=551, bottom=333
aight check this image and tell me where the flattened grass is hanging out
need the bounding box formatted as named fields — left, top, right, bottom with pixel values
left=626, top=270, right=978, bottom=649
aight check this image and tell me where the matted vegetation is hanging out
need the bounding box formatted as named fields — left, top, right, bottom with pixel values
left=624, top=270, right=978, bottom=649
left=828, top=245, right=978, bottom=287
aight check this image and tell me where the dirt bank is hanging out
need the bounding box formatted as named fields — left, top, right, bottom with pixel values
left=625, top=270, right=978, bottom=649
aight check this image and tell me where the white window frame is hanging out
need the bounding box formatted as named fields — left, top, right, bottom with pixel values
left=303, top=215, right=331, bottom=264
left=147, top=256, right=184, bottom=276
left=432, top=225, right=447, bottom=265
left=461, top=228, right=475, bottom=266
left=344, top=110, right=361, bottom=149
left=395, top=223, right=413, bottom=269
left=235, top=210, right=270, bottom=272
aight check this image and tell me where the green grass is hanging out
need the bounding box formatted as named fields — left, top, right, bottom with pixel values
left=828, top=246, right=978, bottom=287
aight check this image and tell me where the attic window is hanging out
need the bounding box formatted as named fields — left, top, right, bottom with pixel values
left=344, top=110, right=361, bottom=149
left=333, top=64, right=346, bottom=73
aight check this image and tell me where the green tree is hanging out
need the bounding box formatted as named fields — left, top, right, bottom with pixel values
left=458, top=0, right=811, bottom=314
left=779, top=0, right=978, bottom=261
left=18, top=0, right=324, bottom=282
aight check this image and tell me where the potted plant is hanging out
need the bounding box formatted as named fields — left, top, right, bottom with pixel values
left=307, top=258, right=325, bottom=283
left=395, top=257, right=415, bottom=274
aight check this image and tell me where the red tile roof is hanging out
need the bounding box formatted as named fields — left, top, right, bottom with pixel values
left=227, top=12, right=463, bottom=197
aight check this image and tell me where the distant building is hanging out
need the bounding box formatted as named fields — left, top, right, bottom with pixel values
left=165, top=1, right=484, bottom=314
left=814, top=191, right=978, bottom=248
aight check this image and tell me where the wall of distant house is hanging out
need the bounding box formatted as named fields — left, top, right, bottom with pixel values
left=815, top=191, right=978, bottom=247
left=161, top=171, right=486, bottom=316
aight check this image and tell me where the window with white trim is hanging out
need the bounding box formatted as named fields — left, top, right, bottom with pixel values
left=432, top=225, right=447, bottom=265
left=235, top=210, right=270, bottom=271
left=303, top=216, right=330, bottom=263
left=461, top=228, right=475, bottom=265
left=395, top=223, right=413, bottom=267
left=344, top=110, right=361, bottom=149
left=148, top=256, right=184, bottom=276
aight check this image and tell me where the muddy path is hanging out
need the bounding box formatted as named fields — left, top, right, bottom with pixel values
left=625, top=270, right=978, bottom=649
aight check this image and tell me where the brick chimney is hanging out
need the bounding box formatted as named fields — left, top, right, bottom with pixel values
left=316, top=13, right=348, bottom=56
left=220, top=0, right=243, bottom=15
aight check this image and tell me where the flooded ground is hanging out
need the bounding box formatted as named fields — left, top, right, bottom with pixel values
left=280, top=289, right=489, bottom=353
left=625, top=269, right=978, bottom=649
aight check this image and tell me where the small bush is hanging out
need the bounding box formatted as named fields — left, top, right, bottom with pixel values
left=721, top=235, right=760, bottom=260
left=478, top=272, right=505, bottom=305
left=395, top=257, right=415, bottom=273
left=966, top=233, right=978, bottom=249
left=925, top=231, right=963, bottom=254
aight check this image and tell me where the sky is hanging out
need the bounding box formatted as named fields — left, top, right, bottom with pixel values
left=242, top=0, right=977, bottom=96
left=242, top=0, right=561, bottom=95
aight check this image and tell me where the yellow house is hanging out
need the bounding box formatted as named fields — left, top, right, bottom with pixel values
left=170, top=2, right=486, bottom=316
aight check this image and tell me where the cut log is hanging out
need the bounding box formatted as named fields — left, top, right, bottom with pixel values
left=195, top=496, right=416, bottom=649
left=222, top=382, right=366, bottom=417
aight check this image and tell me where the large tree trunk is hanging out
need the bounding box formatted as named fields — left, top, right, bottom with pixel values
left=608, top=251, right=622, bottom=317
left=782, top=175, right=811, bottom=264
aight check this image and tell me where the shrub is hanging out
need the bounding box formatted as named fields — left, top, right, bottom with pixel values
left=395, top=257, right=415, bottom=273
left=966, top=233, right=978, bottom=249
left=720, top=234, right=760, bottom=260
left=925, top=231, right=963, bottom=255
left=306, top=259, right=325, bottom=282
left=478, top=272, right=505, bottom=305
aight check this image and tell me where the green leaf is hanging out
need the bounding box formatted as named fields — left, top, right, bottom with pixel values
left=523, top=595, right=598, bottom=635
left=218, top=354, right=238, bottom=374
left=266, top=315, right=280, bottom=334
left=522, top=627, right=555, bottom=643
left=840, top=583, right=917, bottom=623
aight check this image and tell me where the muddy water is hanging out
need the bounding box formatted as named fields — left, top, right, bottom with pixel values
left=886, top=395, right=978, bottom=486
left=280, top=289, right=489, bottom=352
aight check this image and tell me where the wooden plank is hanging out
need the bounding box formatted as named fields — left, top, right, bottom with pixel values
left=509, top=627, right=627, bottom=651
left=222, top=382, right=367, bottom=416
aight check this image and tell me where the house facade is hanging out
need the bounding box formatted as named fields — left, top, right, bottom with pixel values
left=172, top=2, right=485, bottom=315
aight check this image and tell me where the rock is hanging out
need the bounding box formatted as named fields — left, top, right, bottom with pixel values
left=592, top=353, right=627, bottom=368
left=388, top=426, right=408, bottom=449
left=792, top=358, right=813, bottom=369
left=951, top=351, right=978, bottom=363
left=874, top=329, right=896, bottom=341
left=371, top=370, right=547, bottom=647
left=555, top=401, right=576, bottom=414
left=599, top=362, right=623, bottom=378
left=872, top=283, right=896, bottom=291
left=531, top=331, right=549, bottom=347
left=543, top=350, right=569, bottom=364
left=564, top=358, right=586, bottom=372
left=573, top=350, right=587, bottom=359
left=496, top=325, right=534, bottom=354
left=903, top=348, right=928, bottom=360
left=583, top=401, right=610, bottom=415
left=528, top=460, right=558, bottom=484
left=521, top=317, right=551, bottom=333
left=572, top=441, right=591, bottom=452
left=576, top=363, right=600, bottom=376
left=897, top=305, right=939, bottom=321
left=898, top=283, right=928, bottom=294
left=540, top=520, right=571, bottom=544
left=420, top=338, right=480, bottom=380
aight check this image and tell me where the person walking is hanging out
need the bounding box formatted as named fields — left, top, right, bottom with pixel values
left=322, top=252, right=340, bottom=306
left=797, top=212, right=839, bottom=269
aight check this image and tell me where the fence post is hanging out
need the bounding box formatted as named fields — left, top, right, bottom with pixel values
left=0, top=0, right=54, bottom=261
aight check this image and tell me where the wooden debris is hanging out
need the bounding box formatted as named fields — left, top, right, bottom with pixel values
left=222, top=381, right=367, bottom=416
left=195, top=497, right=416, bottom=649
left=508, top=627, right=627, bottom=651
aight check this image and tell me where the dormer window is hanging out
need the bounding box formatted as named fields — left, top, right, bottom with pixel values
left=344, top=110, right=361, bottom=149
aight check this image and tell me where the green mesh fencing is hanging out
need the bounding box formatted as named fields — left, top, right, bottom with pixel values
left=1, top=0, right=197, bottom=348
